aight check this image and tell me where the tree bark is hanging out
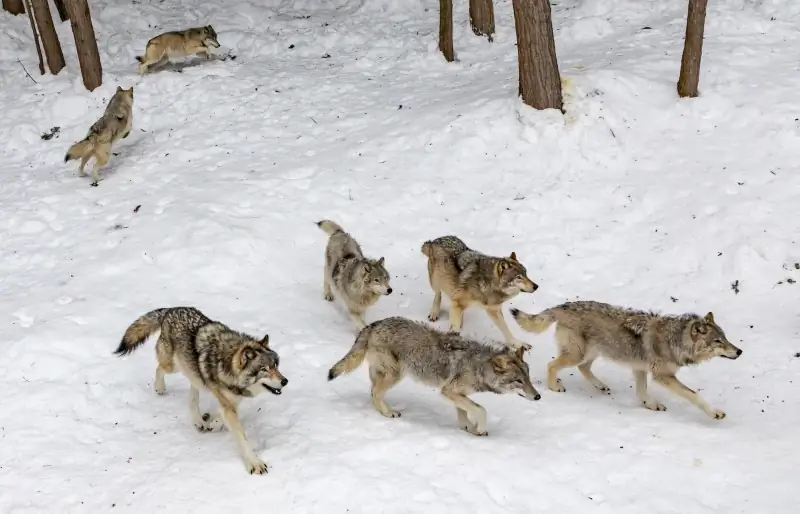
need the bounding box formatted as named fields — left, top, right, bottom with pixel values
left=23, top=0, right=45, bottom=74
left=30, top=0, right=65, bottom=74
left=65, top=0, right=102, bottom=91
left=469, top=0, right=495, bottom=42
left=53, top=0, right=69, bottom=22
left=677, top=0, right=708, bottom=98
left=439, top=0, right=454, bottom=62
left=512, top=0, right=563, bottom=111
left=2, top=0, right=25, bottom=15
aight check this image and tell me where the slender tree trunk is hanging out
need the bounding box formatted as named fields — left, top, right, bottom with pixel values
left=439, top=0, right=454, bottom=62
left=23, top=0, right=45, bottom=74
left=30, top=0, right=65, bottom=74
left=469, top=0, right=495, bottom=42
left=2, top=0, right=25, bottom=15
left=512, top=0, right=563, bottom=111
left=65, top=0, right=102, bottom=91
left=53, top=0, right=69, bottom=22
left=677, top=0, right=708, bottom=98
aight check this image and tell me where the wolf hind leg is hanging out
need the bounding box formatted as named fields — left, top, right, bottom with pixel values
left=369, top=363, right=403, bottom=418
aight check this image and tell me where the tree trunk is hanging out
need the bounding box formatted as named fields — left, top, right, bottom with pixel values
left=30, top=0, right=65, bottom=74
left=439, top=0, right=454, bottom=62
left=23, top=0, right=45, bottom=74
left=53, top=0, right=69, bottom=22
left=677, top=0, right=708, bottom=98
left=469, top=0, right=495, bottom=42
left=2, top=0, right=25, bottom=15
left=512, top=0, right=563, bottom=111
left=65, top=0, right=102, bottom=91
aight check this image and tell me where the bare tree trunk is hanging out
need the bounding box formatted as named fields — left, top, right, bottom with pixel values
left=677, top=0, right=708, bottom=98
left=439, top=0, right=454, bottom=62
left=65, top=0, right=102, bottom=91
left=2, top=0, right=25, bottom=15
left=53, top=0, right=69, bottom=22
left=512, top=0, right=563, bottom=111
left=30, top=0, right=65, bottom=74
left=23, top=0, right=45, bottom=74
left=469, top=0, right=495, bottom=42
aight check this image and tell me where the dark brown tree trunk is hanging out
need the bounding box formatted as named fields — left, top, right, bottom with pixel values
left=65, top=0, right=102, bottom=91
left=2, top=0, right=25, bottom=15
left=53, top=0, right=69, bottom=22
left=469, top=0, right=495, bottom=42
left=23, top=0, right=45, bottom=74
left=512, top=0, right=563, bottom=111
left=30, top=0, right=65, bottom=74
left=677, top=0, right=708, bottom=98
left=439, top=0, right=454, bottom=62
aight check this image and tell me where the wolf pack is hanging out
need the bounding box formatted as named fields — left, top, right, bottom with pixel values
left=62, top=26, right=744, bottom=476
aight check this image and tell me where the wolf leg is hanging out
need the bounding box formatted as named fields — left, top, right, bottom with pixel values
left=348, top=309, right=367, bottom=331
left=442, top=389, right=487, bottom=436
left=189, top=386, right=224, bottom=432
left=577, top=357, right=610, bottom=393
left=428, top=290, right=442, bottom=322
left=448, top=298, right=466, bottom=333
left=89, top=148, right=109, bottom=186
left=653, top=374, right=725, bottom=419
left=634, top=371, right=666, bottom=411
left=212, top=392, right=268, bottom=474
left=486, top=306, right=530, bottom=350
left=369, top=366, right=402, bottom=418
left=455, top=407, right=476, bottom=432
left=154, top=334, right=175, bottom=395
left=323, top=264, right=333, bottom=301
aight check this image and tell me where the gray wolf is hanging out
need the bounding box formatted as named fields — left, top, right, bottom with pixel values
left=510, top=301, right=742, bottom=420
left=115, top=306, right=288, bottom=474
left=327, top=316, right=540, bottom=435
left=317, top=220, right=392, bottom=330
left=421, top=235, right=538, bottom=349
left=64, top=86, right=134, bottom=187
left=136, top=25, right=221, bottom=74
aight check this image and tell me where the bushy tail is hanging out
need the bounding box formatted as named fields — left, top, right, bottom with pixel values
left=135, top=55, right=143, bottom=63
left=510, top=308, right=556, bottom=334
left=317, top=219, right=344, bottom=236
left=328, top=326, right=370, bottom=381
left=115, top=308, right=170, bottom=356
left=64, top=138, right=92, bottom=162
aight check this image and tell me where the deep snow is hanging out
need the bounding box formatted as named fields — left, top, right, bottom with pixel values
left=1, top=0, right=799, bottom=512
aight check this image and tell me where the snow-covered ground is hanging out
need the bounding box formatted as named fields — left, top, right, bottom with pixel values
left=1, top=0, right=799, bottom=511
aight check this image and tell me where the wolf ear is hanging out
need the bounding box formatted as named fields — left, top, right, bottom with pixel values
left=376, top=257, right=385, bottom=267
left=259, top=334, right=270, bottom=347
left=239, top=348, right=257, bottom=368
left=116, top=86, right=122, bottom=92
left=704, top=312, right=714, bottom=324
left=509, top=252, right=518, bottom=261
left=491, top=354, right=511, bottom=371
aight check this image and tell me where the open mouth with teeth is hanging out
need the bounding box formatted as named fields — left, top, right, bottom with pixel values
left=263, top=384, right=282, bottom=395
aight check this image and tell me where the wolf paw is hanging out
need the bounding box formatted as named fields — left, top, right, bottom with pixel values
left=381, top=410, right=401, bottom=418
left=324, top=292, right=333, bottom=302
left=466, top=427, right=488, bottom=437
left=595, top=385, right=611, bottom=394
left=90, top=181, right=99, bottom=187
left=427, top=313, right=439, bottom=322
left=247, top=459, right=269, bottom=475
left=548, top=379, right=566, bottom=393
left=195, top=413, right=224, bottom=432
left=710, top=409, right=726, bottom=420
left=643, top=401, right=666, bottom=411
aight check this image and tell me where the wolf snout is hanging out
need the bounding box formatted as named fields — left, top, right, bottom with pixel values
left=736, top=349, right=742, bottom=356
left=533, top=393, right=541, bottom=400
left=532, top=283, right=539, bottom=292
left=386, top=287, right=393, bottom=295
left=280, top=377, right=289, bottom=387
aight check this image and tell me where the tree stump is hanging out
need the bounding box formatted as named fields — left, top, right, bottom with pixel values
left=30, top=0, right=65, bottom=74
left=65, top=0, right=102, bottom=91
left=677, top=0, right=708, bottom=98
left=439, top=0, right=454, bottom=62
left=469, top=0, right=495, bottom=42
left=2, top=0, right=25, bottom=15
left=512, top=0, right=563, bottom=111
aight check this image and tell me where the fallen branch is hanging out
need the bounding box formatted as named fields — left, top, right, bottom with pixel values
left=17, top=57, right=37, bottom=83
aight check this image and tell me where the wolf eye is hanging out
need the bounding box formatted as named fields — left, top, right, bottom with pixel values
left=373, top=278, right=379, bottom=283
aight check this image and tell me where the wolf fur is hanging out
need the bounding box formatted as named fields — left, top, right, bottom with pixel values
left=328, top=316, right=540, bottom=435
left=510, top=301, right=742, bottom=419
left=115, top=307, right=288, bottom=474
left=421, top=235, right=538, bottom=349
left=317, top=220, right=392, bottom=330
left=64, top=86, right=134, bottom=186
left=136, top=25, right=221, bottom=74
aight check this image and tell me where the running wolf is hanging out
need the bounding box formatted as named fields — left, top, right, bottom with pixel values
left=115, top=307, right=288, bottom=474
left=64, top=86, right=134, bottom=186
left=511, top=301, right=742, bottom=420
left=317, top=220, right=392, bottom=330
left=421, top=236, right=538, bottom=349
left=136, top=25, right=221, bottom=74
left=328, top=317, right=540, bottom=435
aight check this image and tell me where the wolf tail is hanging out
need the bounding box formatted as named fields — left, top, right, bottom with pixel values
left=135, top=55, right=144, bottom=63
left=328, top=326, right=370, bottom=381
left=510, top=308, right=556, bottom=334
left=317, top=219, right=344, bottom=236
left=64, top=138, right=93, bottom=163
left=115, top=308, right=171, bottom=356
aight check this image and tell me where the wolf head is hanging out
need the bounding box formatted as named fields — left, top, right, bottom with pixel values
left=235, top=335, right=288, bottom=396
left=689, top=312, right=742, bottom=362
left=203, top=25, right=221, bottom=48
left=360, top=257, right=392, bottom=296
left=495, top=252, right=538, bottom=295
left=115, top=86, right=134, bottom=101
left=487, top=347, right=540, bottom=401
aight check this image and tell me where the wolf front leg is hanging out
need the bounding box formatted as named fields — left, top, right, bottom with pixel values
left=652, top=374, right=725, bottom=419
left=485, top=306, right=531, bottom=350
left=211, top=391, right=269, bottom=474
left=441, top=389, right=487, bottom=436
left=633, top=371, right=666, bottom=411
left=348, top=309, right=367, bottom=330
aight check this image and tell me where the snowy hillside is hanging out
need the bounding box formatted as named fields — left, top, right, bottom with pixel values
left=1, top=0, right=798, bottom=511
